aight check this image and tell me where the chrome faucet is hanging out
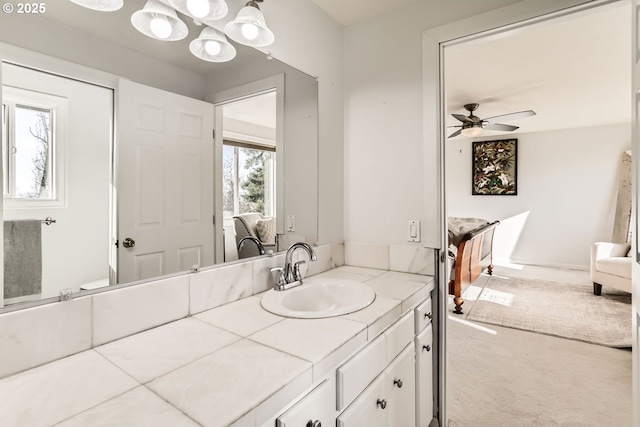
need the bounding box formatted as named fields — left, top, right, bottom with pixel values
left=271, top=242, right=317, bottom=291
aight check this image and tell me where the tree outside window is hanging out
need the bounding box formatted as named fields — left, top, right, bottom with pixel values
left=223, top=142, right=275, bottom=220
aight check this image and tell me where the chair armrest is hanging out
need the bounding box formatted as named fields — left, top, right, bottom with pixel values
left=592, top=241, right=630, bottom=261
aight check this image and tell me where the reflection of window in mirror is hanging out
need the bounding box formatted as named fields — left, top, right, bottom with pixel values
left=2, top=87, right=66, bottom=206
left=223, top=141, right=275, bottom=220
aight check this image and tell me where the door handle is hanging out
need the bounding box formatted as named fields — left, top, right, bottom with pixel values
left=123, top=237, right=136, bottom=248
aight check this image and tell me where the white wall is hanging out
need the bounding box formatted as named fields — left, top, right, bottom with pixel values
left=259, top=0, right=345, bottom=245
left=446, top=123, right=631, bottom=268
left=343, top=0, right=524, bottom=247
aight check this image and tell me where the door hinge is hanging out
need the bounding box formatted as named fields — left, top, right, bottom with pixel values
left=212, top=129, right=215, bottom=139
left=212, top=214, right=215, bottom=225
left=115, top=240, right=119, bottom=248
left=440, top=251, right=446, bottom=263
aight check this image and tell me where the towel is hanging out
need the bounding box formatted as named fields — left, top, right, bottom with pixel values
left=3, top=220, right=42, bottom=299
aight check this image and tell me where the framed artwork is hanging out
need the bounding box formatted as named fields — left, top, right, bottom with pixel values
left=472, top=139, right=517, bottom=195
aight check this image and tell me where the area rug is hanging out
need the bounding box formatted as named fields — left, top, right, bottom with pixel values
left=465, top=276, right=632, bottom=348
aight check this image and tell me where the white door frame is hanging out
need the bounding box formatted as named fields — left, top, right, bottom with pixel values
left=206, top=74, right=285, bottom=264
left=422, top=0, right=634, bottom=425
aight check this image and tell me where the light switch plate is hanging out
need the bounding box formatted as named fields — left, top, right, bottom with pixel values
left=408, top=220, right=421, bottom=242
left=287, top=214, right=296, bottom=232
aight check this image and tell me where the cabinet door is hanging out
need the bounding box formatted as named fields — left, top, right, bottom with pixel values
left=415, top=324, right=433, bottom=427
left=337, top=374, right=388, bottom=427
left=387, top=344, right=416, bottom=427
left=277, top=378, right=335, bottom=427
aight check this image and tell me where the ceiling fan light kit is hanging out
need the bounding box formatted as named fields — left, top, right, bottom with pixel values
left=449, top=103, right=536, bottom=139
left=69, top=0, right=274, bottom=62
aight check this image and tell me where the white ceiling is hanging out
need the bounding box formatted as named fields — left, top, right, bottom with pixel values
left=309, top=0, right=415, bottom=26
left=444, top=3, right=630, bottom=138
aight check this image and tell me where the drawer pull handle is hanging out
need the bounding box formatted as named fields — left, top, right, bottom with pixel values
left=376, top=399, right=387, bottom=409
left=393, top=379, right=403, bottom=388
left=425, top=312, right=433, bottom=320
left=306, top=421, right=321, bottom=427
left=423, top=344, right=431, bottom=352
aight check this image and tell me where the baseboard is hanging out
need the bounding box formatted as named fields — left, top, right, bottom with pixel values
left=493, top=257, right=588, bottom=272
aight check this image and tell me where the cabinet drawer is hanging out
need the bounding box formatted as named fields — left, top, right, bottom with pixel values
left=384, top=310, right=413, bottom=362
left=415, top=323, right=433, bottom=427
left=414, top=297, right=432, bottom=334
left=337, top=334, right=386, bottom=411
left=337, top=371, right=388, bottom=427
left=387, top=344, right=416, bottom=427
left=277, top=378, right=335, bottom=427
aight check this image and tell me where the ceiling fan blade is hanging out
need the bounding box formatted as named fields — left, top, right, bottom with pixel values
left=448, top=129, right=463, bottom=138
left=452, top=113, right=473, bottom=123
left=484, top=110, right=536, bottom=123
left=484, top=123, right=519, bottom=132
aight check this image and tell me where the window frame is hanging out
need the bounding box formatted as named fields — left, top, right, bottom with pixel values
left=2, top=85, right=67, bottom=208
left=223, top=138, right=276, bottom=219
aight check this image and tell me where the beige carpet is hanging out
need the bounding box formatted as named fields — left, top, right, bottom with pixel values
left=465, top=275, right=632, bottom=347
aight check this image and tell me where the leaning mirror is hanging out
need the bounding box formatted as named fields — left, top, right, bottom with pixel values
left=0, top=0, right=318, bottom=310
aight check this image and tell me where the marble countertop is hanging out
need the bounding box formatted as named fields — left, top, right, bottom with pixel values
left=0, top=266, right=434, bottom=427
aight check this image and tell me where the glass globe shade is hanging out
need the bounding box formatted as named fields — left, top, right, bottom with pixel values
left=149, top=16, right=172, bottom=39
left=186, top=0, right=210, bottom=18
left=204, top=40, right=222, bottom=55
left=462, top=126, right=483, bottom=137
left=241, top=23, right=259, bottom=40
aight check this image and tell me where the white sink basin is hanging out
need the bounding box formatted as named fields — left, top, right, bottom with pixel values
left=261, top=279, right=376, bottom=319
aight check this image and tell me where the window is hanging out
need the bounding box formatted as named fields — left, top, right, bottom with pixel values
left=223, top=141, right=275, bottom=220
left=2, top=86, right=66, bottom=206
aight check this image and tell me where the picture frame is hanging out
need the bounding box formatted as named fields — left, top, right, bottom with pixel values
left=472, top=138, right=518, bottom=195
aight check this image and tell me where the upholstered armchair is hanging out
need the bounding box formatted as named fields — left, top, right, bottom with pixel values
left=590, top=241, right=632, bottom=295
left=233, top=213, right=277, bottom=259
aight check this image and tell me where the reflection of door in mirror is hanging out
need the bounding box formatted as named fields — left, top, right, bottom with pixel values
left=1, top=63, right=113, bottom=307
left=117, top=79, right=215, bottom=283
left=220, top=91, right=277, bottom=260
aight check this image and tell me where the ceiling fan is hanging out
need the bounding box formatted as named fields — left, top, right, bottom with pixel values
left=448, top=103, right=536, bottom=138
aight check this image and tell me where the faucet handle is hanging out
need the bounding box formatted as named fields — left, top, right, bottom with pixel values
left=293, top=260, right=307, bottom=281
left=270, top=267, right=285, bottom=286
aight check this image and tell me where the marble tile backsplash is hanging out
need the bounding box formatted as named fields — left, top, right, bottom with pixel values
left=345, top=242, right=435, bottom=276
left=189, top=262, right=254, bottom=315
left=0, top=297, right=92, bottom=379
left=0, top=241, right=433, bottom=380
left=93, top=275, right=190, bottom=346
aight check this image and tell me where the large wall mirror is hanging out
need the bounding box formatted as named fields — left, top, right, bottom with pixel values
left=0, top=0, right=318, bottom=310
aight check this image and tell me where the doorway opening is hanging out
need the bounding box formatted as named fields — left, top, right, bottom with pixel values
left=439, top=1, right=633, bottom=426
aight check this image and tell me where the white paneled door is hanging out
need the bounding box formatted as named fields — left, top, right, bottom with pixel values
left=117, top=79, right=214, bottom=283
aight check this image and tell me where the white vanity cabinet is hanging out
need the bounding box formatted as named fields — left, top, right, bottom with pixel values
left=415, top=299, right=434, bottom=427
left=270, top=282, right=435, bottom=427
left=337, top=344, right=415, bottom=427
left=276, top=378, right=336, bottom=427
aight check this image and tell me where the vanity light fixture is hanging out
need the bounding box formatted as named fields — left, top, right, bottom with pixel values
left=168, top=0, right=229, bottom=23
left=189, top=26, right=237, bottom=62
left=69, top=0, right=274, bottom=60
left=68, top=0, right=123, bottom=11
left=224, top=0, right=274, bottom=47
left=131, top=0, right=189, bottom=41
